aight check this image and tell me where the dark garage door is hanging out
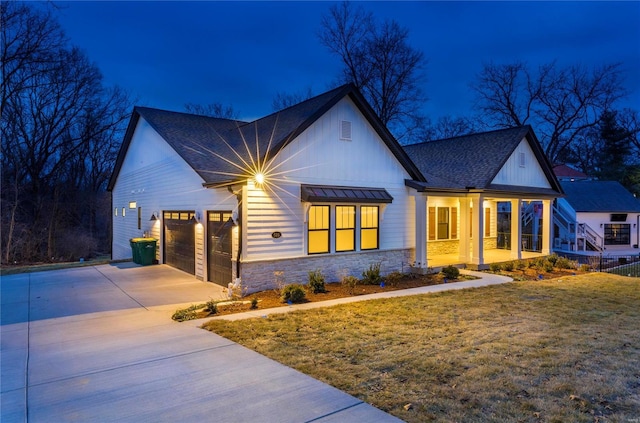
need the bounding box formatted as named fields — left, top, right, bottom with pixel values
left=163, top=211, right=195, bottom=275
left=208, top=211, right=233, bottom=286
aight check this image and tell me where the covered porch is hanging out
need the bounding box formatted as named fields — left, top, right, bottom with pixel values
left=426, top=249, right=547, bottom=269
left=411, top=191, right=556, bottom=271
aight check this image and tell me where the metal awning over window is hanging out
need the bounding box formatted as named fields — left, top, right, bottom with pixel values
left=301, top=184, right=393, bottom=204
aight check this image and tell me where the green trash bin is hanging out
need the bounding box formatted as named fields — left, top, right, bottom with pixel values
left=130, top=238, right=157, bottom=265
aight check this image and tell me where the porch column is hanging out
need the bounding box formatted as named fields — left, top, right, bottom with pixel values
left=542, top=199, right=552, bottom=255
left=414, top=193, right=428, bottom=269
left=458, top=197, right=470, bottom=263
left=510, top=199, right=522, bottom=260
left=470, top=194, right=485, bottom=268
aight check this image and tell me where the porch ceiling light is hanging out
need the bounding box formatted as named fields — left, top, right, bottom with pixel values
left=255, top=172, right=265, bottom=186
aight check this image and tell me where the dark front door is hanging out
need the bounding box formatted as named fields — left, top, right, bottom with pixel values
left=208, top=211, right=233, bottom=286
left=163, top=211, right=195, bottom=275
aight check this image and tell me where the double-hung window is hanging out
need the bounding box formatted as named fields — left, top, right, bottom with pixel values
left=336, top=206, right=355, bottom=252
left=308, top=206, right=330, bottom=254
left=361, top=206, right=379, bottom=250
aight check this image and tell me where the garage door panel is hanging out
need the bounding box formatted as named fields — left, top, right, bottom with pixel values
left=164, top=211, right=195, bottom=275
left=208, top=211, right=233, bottom=287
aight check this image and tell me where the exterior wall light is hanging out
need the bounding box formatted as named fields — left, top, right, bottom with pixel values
left=254, top=172, right=265, bottom=188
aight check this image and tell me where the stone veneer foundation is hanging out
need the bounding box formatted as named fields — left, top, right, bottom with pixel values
left=238, top=249, right=414, bottom=294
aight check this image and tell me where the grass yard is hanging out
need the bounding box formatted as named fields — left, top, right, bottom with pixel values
left=203, top=273, right=640, bottom=422
left=606, top=261, right=640, bottom=278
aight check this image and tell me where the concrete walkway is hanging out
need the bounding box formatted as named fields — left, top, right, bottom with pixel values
left=1, top=264, right=512, bottom=422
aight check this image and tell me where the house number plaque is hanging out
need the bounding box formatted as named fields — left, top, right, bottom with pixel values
left=271, top=231, right=282, bottom=239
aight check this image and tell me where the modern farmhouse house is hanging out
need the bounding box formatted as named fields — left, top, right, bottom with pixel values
left=108, top=84, right=563, bottom=293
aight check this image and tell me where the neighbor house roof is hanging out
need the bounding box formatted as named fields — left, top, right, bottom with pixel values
left=402, top=126, right=563, bottom=197
left=553, top=164, right=588, bottom=180
left=108, top=84, right=424, bottom=191
left=560, top=180, right=640, bottom=213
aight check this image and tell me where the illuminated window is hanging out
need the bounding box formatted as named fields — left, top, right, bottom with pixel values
left=114, top=207, right=118, bottom=217
left=604, top=224, right=630, bottom=245
left=308, top=206, right=329, bottom=254
left=360, top=206, right=379, bottom=250
left=335, top=206, right=355, bottom=252
left=429, top=206, right=458, bottom=240
left=129, top=201, right=137, bottom=209
left=437, top=208, right=449, bottom=240
left=122, top=207, right=126, bottom=217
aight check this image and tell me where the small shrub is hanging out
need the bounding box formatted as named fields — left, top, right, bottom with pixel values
left=579, top=263, right=591, bottom=272
left=341, top=275, right=359, bottom=294
left=250, top=298, right=258, bottom=309
left=502, top=261, right=514, bottom=272
left=281, top=284, right=306, bottom=303
left=555, top=256, right=575, bottom=269
left=441, top=265, right=460, bottom=279
left=205, top=299, right=218, bottom=314
left=534, top=257, right=547, bottom=270
left=546, top=253, right=559, bottom=266
left=489, top=263, right=502, bottom=272
left=308, top=269, right=326, bottom=293
left=172, top=303, right=204, bottom=322
left=385, top=271, right=404, bottom=287
left=362, top=262, right=382, bottom=285
left=516, top=260, right=527, bottom=271
left=543, top=261, right=554, bottom=273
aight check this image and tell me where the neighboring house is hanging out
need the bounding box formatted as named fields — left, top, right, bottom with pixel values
left=554, top=180, right=640, bottom=253
left=108, top=84, right=563, bottom=293
left=552, top=164, right=589, bottom=181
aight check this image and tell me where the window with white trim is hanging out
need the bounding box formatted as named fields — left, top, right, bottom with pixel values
left=308, top=206, right=330, bottom=254
left=336, top=206, right=355, bottom=252
left=360, top=206, right=379, bottom=250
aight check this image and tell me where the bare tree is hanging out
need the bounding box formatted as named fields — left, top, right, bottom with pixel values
left=473, top=61, right=626, bottom=163
left=184, top=102, right=238, bottom=119
left=1, top=2, right=130, bottom=263
left=319, top=1, right=427, bottom=142
left=271, top=87, right=314, bottom=111
left=422, top=115, right=484, bottom=141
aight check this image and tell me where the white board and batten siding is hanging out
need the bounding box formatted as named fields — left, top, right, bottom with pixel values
left=111, top=117, right=236, bottom=278
left=243, top=97, right=414, bottom=262
left=492, top=138, right=552, bottom=189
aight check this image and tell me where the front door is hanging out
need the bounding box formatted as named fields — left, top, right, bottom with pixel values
left=208, top=211, right=233, bottom=286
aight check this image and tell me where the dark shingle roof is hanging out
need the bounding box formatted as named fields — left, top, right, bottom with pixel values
left=402, top=126, right=562, bottom=195
left=560, top=180, right=640, bottom=212
left=108, top=84, right=423, bottom=190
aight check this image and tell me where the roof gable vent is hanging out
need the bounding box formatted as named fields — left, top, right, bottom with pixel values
left=340, top=120, right=352, bottom=140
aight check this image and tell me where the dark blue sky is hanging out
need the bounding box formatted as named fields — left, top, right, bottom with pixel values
left=55, top=1, right=640, bottom=122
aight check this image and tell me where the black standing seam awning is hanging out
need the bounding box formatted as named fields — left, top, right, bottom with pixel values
left=301, top=184, right=393, bottom=204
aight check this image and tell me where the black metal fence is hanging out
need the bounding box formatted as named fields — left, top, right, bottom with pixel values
left=556, top=252, right=640, bottom=277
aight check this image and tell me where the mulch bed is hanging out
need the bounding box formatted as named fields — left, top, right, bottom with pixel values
left=187, top=267, right=587, bottom=319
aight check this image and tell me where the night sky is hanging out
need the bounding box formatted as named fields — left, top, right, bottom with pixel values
left=55, top=1, right=640, bottom=122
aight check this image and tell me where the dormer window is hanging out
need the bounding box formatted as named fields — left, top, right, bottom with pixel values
left=519, top=152, right=526, bottom=167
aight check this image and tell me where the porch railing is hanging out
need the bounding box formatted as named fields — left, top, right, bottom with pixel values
left=496, top=232, right=542, bottom=252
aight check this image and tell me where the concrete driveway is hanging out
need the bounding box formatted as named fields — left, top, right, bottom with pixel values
left=1, top=263, right=400, bottom=422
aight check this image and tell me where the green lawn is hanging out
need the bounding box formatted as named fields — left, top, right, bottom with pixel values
left=203, top=273, right=640, bottom=423
left=606, top=261, right=640, bottom=277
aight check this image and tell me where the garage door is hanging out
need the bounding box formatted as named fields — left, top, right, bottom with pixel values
left=163, top=211, right=195, bottom=275
left=208, top=211, right=233, bottom=286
